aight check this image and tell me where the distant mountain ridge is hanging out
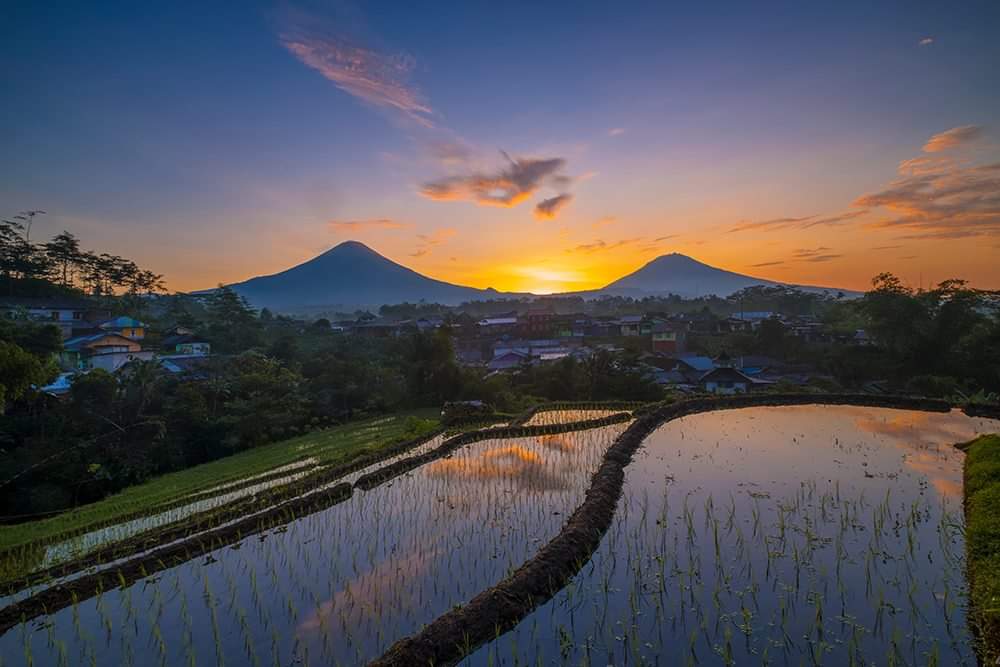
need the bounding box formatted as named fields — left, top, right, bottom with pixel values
left=600, top=252, right=852, bottom=298
left=225, top=241, right=506, bottom=311
left=221, top=242, right=854, bottom=311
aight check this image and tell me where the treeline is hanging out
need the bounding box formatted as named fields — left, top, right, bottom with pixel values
left=688, top=274, right=1000, bottom=397
left=1, top=212, right=163, bottom=296
left=0, top=285, right=662, bottom=516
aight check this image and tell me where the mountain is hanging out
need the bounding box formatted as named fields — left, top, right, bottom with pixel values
left=225, top=241, right=503, bottom=311
left=600, top=253, right=853, bottom=298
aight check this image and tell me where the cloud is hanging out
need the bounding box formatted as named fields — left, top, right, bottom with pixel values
left=593, top=216, right=617, bottom=228
left=329, top=218, right=406, bottom=233
left=534, top=194, right=573, bottom=220
left=568, top=238, right=643, bottom=254
left=856, top=160, right=1000, bottom=238
left=279, top=19, right=433, bottom=127
left=898, top=155, right=954, bottom=175
left=728, top=210, right=867, bottom=233
left=420, top=152, right=569, bottom=209
left=654, top=234, right=679, bottom=241
left=729, top=215, right=815, bottom=233
left=922, top=125, right=984, bottom=152
left=871, top=245, right=903, bottom=251
left=919, top=37, right=934, bottom=46
left=427, top=140, right=473, bottom=166
left=792, top=247, right=843, bottom=263
left=410, top=227, right=456, bottom=256
left=608, top=128, right=626, bottom=137
left=750, top=261, right=784, bottom=267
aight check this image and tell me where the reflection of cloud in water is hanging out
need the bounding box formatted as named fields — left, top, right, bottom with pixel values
left=426, top=445, right=571, bottom=492
left=853, top=409, right=982, bottom=448
left=296, top=546, right=438, bottom=635
left=852, top=408, right=992, bottom=501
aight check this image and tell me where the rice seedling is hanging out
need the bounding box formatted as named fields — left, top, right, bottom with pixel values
left=460, top=405, right=997, bottom=666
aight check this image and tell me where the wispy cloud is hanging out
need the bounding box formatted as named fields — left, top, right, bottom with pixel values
left=410, top=227, right=456, bottom=257
left=421, top=152, right=571, bottom=213
left=534, top=194, right=573, bottom=220
left=329, top=218, right=407, bottom=232
left=568, top=238, right=643, bottom=254
left=729, top=210, right=867, bottom=233
left=608, top=128, right=626, bottom=137
left=427, top=140, right=473, bottom=166
left=750, top=260, right=784, bottom=267
left=279, top=15, right=433, bottom=127
left=919, top=36, right=934, bottom=46
left=792, top=247, right=843, bottom=263
left=592, top=216, right=618, bottom=228
left=871, top=245, right=903, bottom=251
left=856, top=159, right=1000, bottom=239
left=922, top=125, right=983, bottom=152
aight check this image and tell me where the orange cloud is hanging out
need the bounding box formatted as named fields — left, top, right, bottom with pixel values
left=792, top=247, right=843, bottom=263
left=420, top=153, right=568, bottom=209
left=534, top=194, right=573, bottom=220
left=922, top=125, right=983, bottom=152
left=856, top=161, right=1000, bottom=239
left=568, top=237, right=644, bottom=254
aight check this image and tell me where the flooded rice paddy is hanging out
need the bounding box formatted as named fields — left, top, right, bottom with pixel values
left=0, top=424, right=627, bottom=666
left=1, top=404, right=997, bottom=666
left=467, top=406, right=998, bottom=666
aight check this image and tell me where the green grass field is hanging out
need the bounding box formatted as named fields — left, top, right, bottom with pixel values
left=0, top=410, right=439, bottom=555
left=962, top=433, right=1000, bottom=663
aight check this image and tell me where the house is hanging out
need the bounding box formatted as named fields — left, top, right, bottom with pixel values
left=61, top=332, right=153, bottom=372
left=651, top=321, right=686, bottom=354
left=0, top=297, right=111, bottom=339
left=478, top=316, right=519, bottom=335
left=160, top=332, right=211, bottom=356
left=157, top=354, right=211, bottom=378
left=98, top=316, right=147, bottom=341
left=670, top=355, right=715, bottom=382
left=487, top=350, right=530, bottom=371
left=37, top=372, right=77, bottom=397
left=699, top=367, right=756, bottom=394
left=522, top=305, right=555, bottom=337
left=618, top=315, right=643, bottom=336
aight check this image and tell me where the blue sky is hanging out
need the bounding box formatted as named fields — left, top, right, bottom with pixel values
left=3, top=1, right=999, bottom=293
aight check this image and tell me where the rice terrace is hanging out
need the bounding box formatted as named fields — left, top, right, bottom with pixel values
left=5, top=2, right=1000, bottom=665
left=0, top=395, right=997, bottom=666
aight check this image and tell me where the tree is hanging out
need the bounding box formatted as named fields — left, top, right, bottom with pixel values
left=44, top=231, right=82, bottom=287
left=0, top=341, right=54, bottom=413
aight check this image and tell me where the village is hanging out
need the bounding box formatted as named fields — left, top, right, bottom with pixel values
left=2, top=293, right=872, bottom=398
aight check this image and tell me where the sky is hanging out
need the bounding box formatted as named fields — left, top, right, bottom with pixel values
left=2, top=1, right=999, bottom=295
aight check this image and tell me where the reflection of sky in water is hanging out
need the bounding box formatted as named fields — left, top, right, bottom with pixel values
left=0, top=423, right=629, bottom=667
left=467, top=406, right=999, bottom=667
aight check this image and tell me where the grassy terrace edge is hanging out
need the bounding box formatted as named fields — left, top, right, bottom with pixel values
left=0, top=412, right=438, bottom=558
left=0, top=412, right=634, bottom=634
left=0, top=427, right=447, bottom=594
left=960, top=433, right=1000, bottom=664
left=370, top=393, right=968, bottom=667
